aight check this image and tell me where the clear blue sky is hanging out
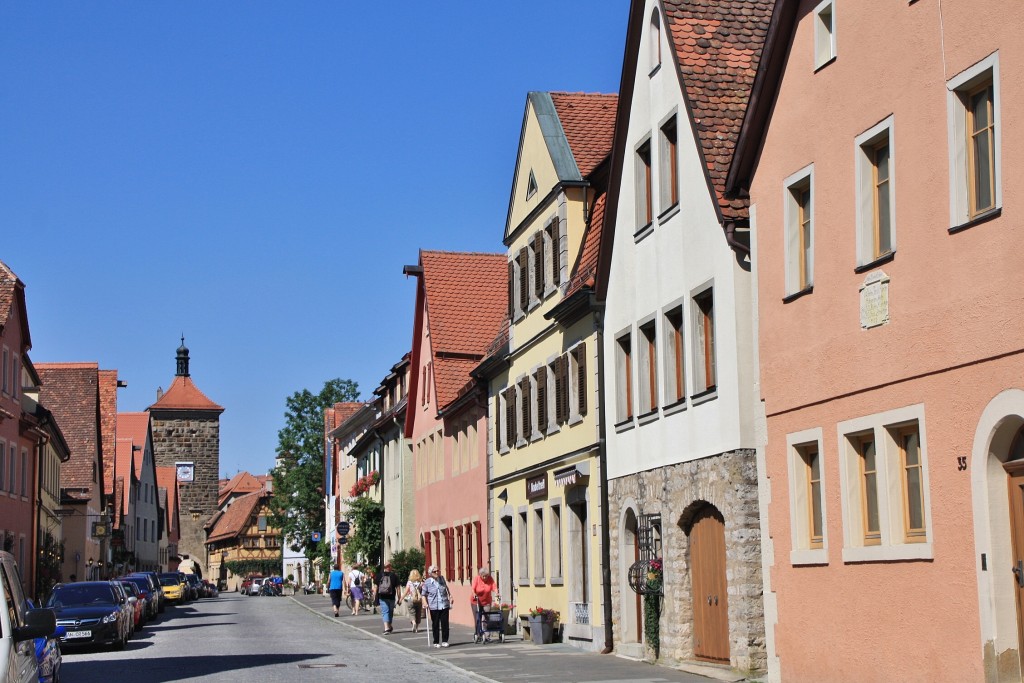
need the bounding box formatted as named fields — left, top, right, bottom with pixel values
left=0, top=3, right=626, bottom=478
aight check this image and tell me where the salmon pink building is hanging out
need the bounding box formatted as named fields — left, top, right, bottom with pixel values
left=727, top=1, right=1024, bottom=681
left=403, top=250, right=506, bottom=626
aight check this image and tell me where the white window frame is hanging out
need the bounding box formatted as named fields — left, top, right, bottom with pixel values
left=567, top=342, right=586, bottom=425
left=690, top=282, right=717, bottom=398
left=648, top=8, right=661, bottom=74
left=634, top=136, right=654, bottom=233
left=788, top=428, right=828, bottom=565
left=783, top=164, right=815, bottom=296
left=662, top=301, right=687, bottom=410
left=854, top=116, right=896, bottom=266
left=946, top=51, right=1001, bottom=229
left=548, top=500, right=563, bottom=584
left=837, top=404, right=933, bottom=562
left=658, top=114, right=679, bottom=214
left=532, top=503, right=545, bottom=583
left=637, top=315, right=658, bottom=416
left=614, top=328, right=634, bottom=425
left=813, top=0, right=836, bottom=70
left=517, top=508, right=530, bottom=585
left=497, top=391, right=510, bottom=454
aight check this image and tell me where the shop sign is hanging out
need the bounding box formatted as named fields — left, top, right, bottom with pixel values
left=526, top=473, right=547, bottom=500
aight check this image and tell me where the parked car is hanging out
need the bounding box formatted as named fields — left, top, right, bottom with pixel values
left=46, top=581, right=130, bottom=650
left=201, top=580, right=218, bottom=598
left=127, top=571, right=164, bottom=614
left=183, top=573, right=202, bottom=600
left=121, top=575, right=158, bottom=620
left=157, top=573, right=185, bottom=604
left=1, top=550, right=57, bottom=683
left=243, top=576, right=266, bottom=596
left=119, top=581, right=145, bottom=630
left=108, top=581, right=135, bottom=639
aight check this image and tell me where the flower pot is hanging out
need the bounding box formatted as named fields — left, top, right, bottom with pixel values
left=501, top=609, right=517, bottom=635
left=528, top=615, right=554, bottom=645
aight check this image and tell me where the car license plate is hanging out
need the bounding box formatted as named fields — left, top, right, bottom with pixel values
left=64, top=630, right=91, bottom=639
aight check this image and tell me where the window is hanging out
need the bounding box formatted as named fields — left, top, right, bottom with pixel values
left=1, top=348, right=7, bottom=394
left=517, top=247, right=529, bottom=315
left=635, top=139, right=653, bottom=229
left=519, top=375, right=533, bottom=444
left=457, top=527, right=465, bottom=581
left=534, top=367, right=549, bottom=435
left=569, top=344, right=588, bottom=421
left=526, top=170, right=538, bottom=200
left=8, top=446, right=15, bottom=494
left=692, top=288, right=716, bottom=394
left=838, top=406, right=932, bottom=562
left=855, top=118, right=895, bottom=265
left=659, top=117, right=678, bottom=211
left=663, top=306, right=686, bottom=406
left=549, top=503, right=562, bottom=581
left=20, top=450, right=26, bottom=497
left=532, top=506, right=545, bottom=582
left=532, top=232, right=545, bottom=301
left=784, top=165, right=814, bottom=294
left=615, top=331, right=633, bottom=423
left=0, top=441, right=5, bottom=491
left=258, top=515, right=267, bottom=532
left=545, top=217, right=562, bottom=291
left=504, top=388, right=516, bottom=450
left=649, top=9, right=661, bottom=72
left=638, top=320, right=658, bottom=414
left=814, top=0, right=836, bottom=69
left=947, top=53, right=1001, bottom=227
left=787, top=429, right=827, bottom=565
left=10, top=356, right=17, bottom=399
left=517, top=510, right=529, bottom=584
left=552, top=355, right=569, bottom=427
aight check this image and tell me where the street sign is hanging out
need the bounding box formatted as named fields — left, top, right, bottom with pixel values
left=338, top=536, right=348, bottom=545
left=311, top=532, right=322, bottom=542
left=336, top=521, right=350, bottom=536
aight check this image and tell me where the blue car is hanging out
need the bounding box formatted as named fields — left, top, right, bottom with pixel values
left=28, top=600, right=64, bottom=683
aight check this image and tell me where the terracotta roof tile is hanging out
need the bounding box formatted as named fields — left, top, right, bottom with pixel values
left=156, top=466, right=180, bottom=535
left=217, top=471, right=264, bottom=507
left=148, top=375, right=223, bottom=412
left=550, top=92, right=618, bottom=178
left=663, top=0, right=773, bottom=219
left=36, top=363, right=101, bottom=493
left=114, top=440, right=135, bottom=526
left=98, top=370, right=119, bottom=497
left=420, top=251, right=508, bottom=409
left=0, top=260, right=18, bottom=330
left=207, top=489, right=264, bottom=543
left=117, top=412, right=150, bottom=479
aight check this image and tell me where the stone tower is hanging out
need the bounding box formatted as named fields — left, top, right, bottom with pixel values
left=148, top=339, right=223, bottom=578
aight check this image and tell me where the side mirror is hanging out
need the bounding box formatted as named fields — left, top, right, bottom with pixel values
left=13, top=608, right=56, bottom=643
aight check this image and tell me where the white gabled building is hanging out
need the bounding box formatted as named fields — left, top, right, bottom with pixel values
left=596, top=0, right=773, bottom=675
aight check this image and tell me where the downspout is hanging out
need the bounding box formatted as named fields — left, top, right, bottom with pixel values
left=391, top=415, right=403, bottom=556
left=593, top=300, right=615, bottom=654
left=725, top=219, right=751, bottom=257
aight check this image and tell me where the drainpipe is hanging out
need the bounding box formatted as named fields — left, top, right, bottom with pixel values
left=725, top=220, right=751, bottom=257
left=593, top=301, right=615, bottom=654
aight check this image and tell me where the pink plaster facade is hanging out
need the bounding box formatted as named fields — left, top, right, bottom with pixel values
left=734, top=1, right=1024, bottom=681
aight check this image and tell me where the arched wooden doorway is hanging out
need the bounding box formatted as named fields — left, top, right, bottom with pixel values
left=621, top=508, right=642, bottom=643
left=686, top=504, right=729, bottom=664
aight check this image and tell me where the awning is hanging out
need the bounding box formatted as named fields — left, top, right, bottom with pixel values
left=553, top=462, right=589, bottom=488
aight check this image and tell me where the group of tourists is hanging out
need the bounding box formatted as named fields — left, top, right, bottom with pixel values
left=325, top=563, right=499, bottom=648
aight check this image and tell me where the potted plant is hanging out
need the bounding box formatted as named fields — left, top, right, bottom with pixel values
left=499, top=602, right=517, bottom=635
left=527, top=606, right=559, bottom=645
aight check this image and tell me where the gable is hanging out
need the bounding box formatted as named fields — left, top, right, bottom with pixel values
left=505, top=94, right=577, bottom=240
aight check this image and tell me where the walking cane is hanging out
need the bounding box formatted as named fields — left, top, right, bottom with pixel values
left=423, top=598, right=431, bottom=648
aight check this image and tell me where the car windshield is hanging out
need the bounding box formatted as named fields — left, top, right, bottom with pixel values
left=47, top=584, right=115, bottom=607
left=124, top=577, right=149, bottom=592
left=159, top=577, right=180, bottom=587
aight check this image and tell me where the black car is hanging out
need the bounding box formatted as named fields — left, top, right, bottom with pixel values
left=46, top=581, right=131, bottom=650
left=128, top=571, right=165, bottom=613
left=121, top=575, right=158, bottom=620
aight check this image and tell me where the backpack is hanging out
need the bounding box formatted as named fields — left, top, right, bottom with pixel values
left=379, top=573, right=393, bottom=594
left=411, top=581, right=421, bottom=601
left=352, top=573, right=361, bottom=588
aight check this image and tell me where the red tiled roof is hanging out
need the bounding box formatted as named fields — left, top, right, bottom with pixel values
left=99, top=370, right=119, bottom=497
left=156, top=466, right=180, bottom=536
left=117, top=412, right=150, bottom=479
left=0, top=259, right=31, bottom=350
left=565, top=192, right=606, bottom=297
left=420, top=251, right=508, bottom=408
left=207, top=489, right=265, bottom=543
left=664, top=0, right=773, bottom=219
left=148, top=375, right=223, bottom=412
left=114, top=438, right=135, bottom=527
left=550, top=92, right=618, bottom=178
left=36, top=363, right=101, bottom=492
left=217, top=471, right=264, bottom=506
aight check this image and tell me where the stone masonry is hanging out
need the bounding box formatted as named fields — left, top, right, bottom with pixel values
left=608, top=449, right=766, bottom=676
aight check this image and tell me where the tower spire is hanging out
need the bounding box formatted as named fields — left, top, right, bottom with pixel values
left=176, top=335, right=190, bottom=377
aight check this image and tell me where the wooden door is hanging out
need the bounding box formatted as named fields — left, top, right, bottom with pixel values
left=1004, top=458, right=1024, bottom=658
left=690, top=506, right=730, bottom=663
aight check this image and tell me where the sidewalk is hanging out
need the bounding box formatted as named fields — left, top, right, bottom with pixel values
left=290, top=591, right=739, bottom=683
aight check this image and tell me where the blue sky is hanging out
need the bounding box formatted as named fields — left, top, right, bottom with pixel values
left=0, top=3, right=627, bottom=478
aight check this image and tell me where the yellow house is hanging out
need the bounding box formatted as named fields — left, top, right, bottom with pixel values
left=477, top=91, right=616, bottom=651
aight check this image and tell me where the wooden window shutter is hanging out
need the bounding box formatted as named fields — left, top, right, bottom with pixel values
left=575, top=344, right=588, bottom=416
left=518, top=248, right=529, bottom=311
left=505, top=389, right=515, bottom=446
left=424, top=533, right=432, bottom=568
left=535, top=368, right=547, bottom=434
left=520, top=376, right=532, bottom=438
left=495, top=395, right=502, bottom=450
left=548, top=219, right=560, bottom=286
left=464, top=523, right=474, bottom=578
left=474, top=520, right=483, bottom=570
left=533, top=232, right=544, bottom=297
left=507, top=260, right=515, bottom=316
left=553, top=359, right=564, bottom=425
left=447, top=528, right=456, bottom=580
left=457, top=527, right=464, bottom=582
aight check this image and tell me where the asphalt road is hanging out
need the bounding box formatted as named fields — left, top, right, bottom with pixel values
left=59, top=592, right=477, bottom=683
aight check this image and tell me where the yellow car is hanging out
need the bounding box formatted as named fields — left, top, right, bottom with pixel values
left=159, top=575, right=184, bottom=602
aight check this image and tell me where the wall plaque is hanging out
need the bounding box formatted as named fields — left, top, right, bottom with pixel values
left=526, top=473, right=548, bottom=500
left=859, top=271, right=890, bottom=329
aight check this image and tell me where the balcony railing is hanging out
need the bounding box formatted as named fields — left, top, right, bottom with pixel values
left=569, top=601, right=590, bottom=625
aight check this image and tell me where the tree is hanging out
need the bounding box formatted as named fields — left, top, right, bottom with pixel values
left=343, top=495, right=384, bottom=569
left=269, top=378, right=360, bottom=562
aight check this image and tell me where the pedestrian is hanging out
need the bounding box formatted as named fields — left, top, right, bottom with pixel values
left=347, top=565, right=365, bottom=615
left=470, top=567, right=498, bottom=643
left=421, top=565, right=451, bottom=648
left=327, top=566, right=345, bottom=617
left=373, top=561, right=399, bottom=634
left=401, top=569, right=423, bottom=633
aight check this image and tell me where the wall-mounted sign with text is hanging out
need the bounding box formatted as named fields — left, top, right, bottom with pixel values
left=526, top=473, right=548, bottom=500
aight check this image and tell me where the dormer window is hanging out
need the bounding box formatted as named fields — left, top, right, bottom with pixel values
left=649, top=9, right=662, bottom=74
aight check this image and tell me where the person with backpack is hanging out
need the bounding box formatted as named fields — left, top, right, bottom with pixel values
left=373, top=561, right=400, bottom=634
left=347, top=566, right=365, bottom=615
left=421, top=565, right=451, bottom=647
left=401, top=569, right=424, bottom=633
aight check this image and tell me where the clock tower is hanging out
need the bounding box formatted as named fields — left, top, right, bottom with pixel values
left=148, top=339, right=224, bottom=577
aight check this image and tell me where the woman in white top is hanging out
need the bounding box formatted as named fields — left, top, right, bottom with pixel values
left=420, top=565, right=451, bottom=647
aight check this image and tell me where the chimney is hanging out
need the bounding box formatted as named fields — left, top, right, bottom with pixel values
left=156, top=387, right=164, bottom=401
